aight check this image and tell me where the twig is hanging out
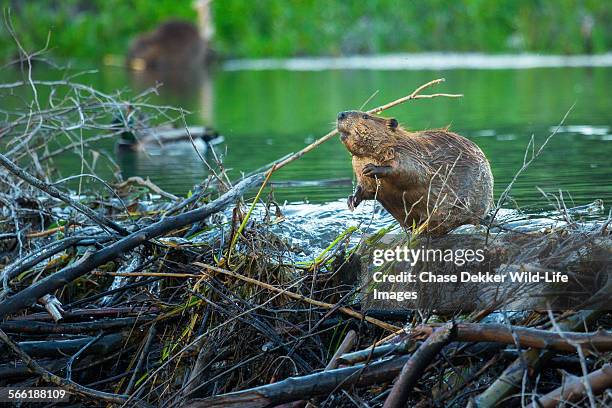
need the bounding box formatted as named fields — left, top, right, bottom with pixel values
left=486, top=105, right=574, bottom=243
left=546, top=309, right=597, bottom=407
left=125, top=324, right=157, bottom=395
left=66, top=332, right=103, bottom=381
left=115, top=176, right=180, bottom=201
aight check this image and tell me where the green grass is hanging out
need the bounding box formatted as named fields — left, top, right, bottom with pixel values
left=1, top=0, right=610, bottom=62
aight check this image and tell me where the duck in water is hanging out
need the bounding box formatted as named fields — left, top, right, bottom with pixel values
left=111, top=105, right=223, bottom=152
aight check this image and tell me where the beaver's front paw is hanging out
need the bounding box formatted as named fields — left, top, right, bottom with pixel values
left=347, top=194, right=361, bottom=211
left=362, top=163, right=392, bottom=178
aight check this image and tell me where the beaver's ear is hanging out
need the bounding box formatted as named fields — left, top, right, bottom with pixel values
left=387, top=118, right=398, bottom=130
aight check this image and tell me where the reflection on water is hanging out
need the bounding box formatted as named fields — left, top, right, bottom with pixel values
left=3, top=57, right=611, bottom=214
left=128, top=68, right=215, bottom=124
left=223, top=52, right=612, bottom=71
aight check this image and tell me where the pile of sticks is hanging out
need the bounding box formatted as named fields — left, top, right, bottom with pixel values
left=0, top=72, right=610, bottom=407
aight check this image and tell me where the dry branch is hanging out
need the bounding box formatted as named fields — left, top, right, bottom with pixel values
left=474, top=310, right=602, bottom=407
left=114, top=176, right=180, bottom=201
left=325, top=330, right=357, bottom=371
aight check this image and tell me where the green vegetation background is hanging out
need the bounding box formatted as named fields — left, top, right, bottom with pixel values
left=1, top=0, right=610, bottom=61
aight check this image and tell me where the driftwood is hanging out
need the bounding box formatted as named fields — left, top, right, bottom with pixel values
left=383, top=323, right=454, bottom=408
left=527, top=363, right=612, bottom=408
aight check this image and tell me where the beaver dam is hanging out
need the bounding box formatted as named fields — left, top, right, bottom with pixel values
left=0, top=73, right=610, bottom=408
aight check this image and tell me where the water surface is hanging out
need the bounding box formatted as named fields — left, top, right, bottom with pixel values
left=3, top=56, right=611, bottom=214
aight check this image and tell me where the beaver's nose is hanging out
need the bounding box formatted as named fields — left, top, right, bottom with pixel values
left=337, top=111, right=348, bottom=121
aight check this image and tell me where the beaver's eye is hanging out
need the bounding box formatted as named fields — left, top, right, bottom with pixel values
left=362, top=114, right=368, bottom=120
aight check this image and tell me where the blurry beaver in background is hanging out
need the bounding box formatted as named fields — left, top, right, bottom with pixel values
left=127, top=21, right=209, bottom=71
left=126, top=1, right=214, bottom=71
left=337, top=111, right=494, bottom=235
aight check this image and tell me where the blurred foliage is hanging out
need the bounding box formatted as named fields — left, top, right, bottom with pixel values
left=0, top=0, right=610, bottom=61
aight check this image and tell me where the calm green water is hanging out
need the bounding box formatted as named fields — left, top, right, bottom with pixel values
left=4, top=63, right=612, bottom=212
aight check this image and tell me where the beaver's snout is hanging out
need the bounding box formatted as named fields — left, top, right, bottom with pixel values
left=337, top=111, right=354, bottom=139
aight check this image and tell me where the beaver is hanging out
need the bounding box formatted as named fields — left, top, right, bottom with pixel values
left=127, top=21, right=208, bottom=71
left=337, top=110, right=494, bottom=235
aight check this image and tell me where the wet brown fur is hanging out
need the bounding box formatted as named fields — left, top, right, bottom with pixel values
left=337, top=111, right=494, bottom=235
